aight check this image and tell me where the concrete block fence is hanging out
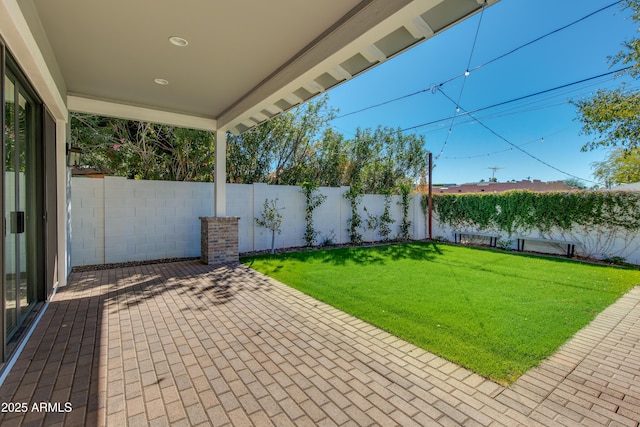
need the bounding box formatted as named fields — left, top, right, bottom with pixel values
left=70, top=177, right=439, bottom=267
left=69, top=177, right=640, bottom=267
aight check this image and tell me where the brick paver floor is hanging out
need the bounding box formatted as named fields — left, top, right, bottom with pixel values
left=0, top=260, right=638, bottom=426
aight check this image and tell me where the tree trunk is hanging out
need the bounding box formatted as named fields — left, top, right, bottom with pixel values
left=270, top=231, right=276, bottom=254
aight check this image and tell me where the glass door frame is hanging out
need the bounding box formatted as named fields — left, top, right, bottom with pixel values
left=1, top=42, right=46, bottom=362
left=1, top=34, right=5, bottom=364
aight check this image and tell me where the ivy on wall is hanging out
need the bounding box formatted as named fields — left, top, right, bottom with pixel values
left=365, top=192, right=394, bottom=241
left=433, top=190, right=640, bottom=236
left=398, top=184, right=412, bottom=240
left=301, top=181, right=327, bottom=247
left=344, top=187, right=364, bottom=245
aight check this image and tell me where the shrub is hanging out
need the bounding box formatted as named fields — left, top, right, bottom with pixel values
left=433, top=190, right=640, bottom=259
left=255, top=198, right=284, bottom=254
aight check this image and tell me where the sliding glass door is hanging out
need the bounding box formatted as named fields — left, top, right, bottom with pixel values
left=4, top=69, right=39, bottom=340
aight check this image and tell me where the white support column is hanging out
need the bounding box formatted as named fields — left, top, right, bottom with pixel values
left=58, top=119, right=69, bottom=285
left=214, top=129, right=227, bottom=217
left=201, top=129, right=239, bottom=264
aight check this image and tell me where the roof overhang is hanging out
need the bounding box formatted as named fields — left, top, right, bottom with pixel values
left=4, top=0, right=499, bottom=133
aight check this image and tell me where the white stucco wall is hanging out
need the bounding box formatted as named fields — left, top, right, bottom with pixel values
left=70, top=178, right=427, bottom=266
left=72, top=177, right=214, bottom=264
left=69, top=177, right=104, bottom=266
left=69, top=178, right=640, bottom=266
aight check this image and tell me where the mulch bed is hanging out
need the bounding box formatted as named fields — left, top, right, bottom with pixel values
left=71, top=257, right=200, bottom=272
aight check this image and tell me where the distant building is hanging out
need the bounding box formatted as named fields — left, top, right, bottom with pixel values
left=609, top=182, right=640, bottom=192
left=71, top=167, right=112, bottom=178
left=435, top=179, right=577, bottom=194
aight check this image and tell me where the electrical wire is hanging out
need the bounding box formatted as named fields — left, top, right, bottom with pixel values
left=333, top=1, right=624, bottom=121
left=409, top=78, right=640, bottom=139
left=333, top=74, right=638, bottom=140
left=399, top=66, right=633, bottom=133
left=441, top=127, right=574, bottom=159
left=455, top=0, right=487, bottom=109
left=436, top=88, right=598, bottom=183
left=469, top=0, right=623, bottom=73
left=436, top=1, right=488, bottom=160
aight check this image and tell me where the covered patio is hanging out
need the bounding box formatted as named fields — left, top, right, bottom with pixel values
left=1, top=0, right=502, bottom=371
left=3, top=1, right=640, bottom=426
left=0, top=261, right=638, bottom=426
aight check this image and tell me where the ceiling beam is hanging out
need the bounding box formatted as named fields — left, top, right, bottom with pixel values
left=217, top=0, right=415, bottom=131
left=68, top=95, right=217, bottom=131
left=217, top=0, right=497, bottom=134
left=405, top=16, right=434, bottom=39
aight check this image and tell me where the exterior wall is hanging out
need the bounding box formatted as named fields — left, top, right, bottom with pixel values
left=433, top=218, right=640, bottom=265
left=1, top=1, right=71, bottom=286
left=69, top=176, right=104, bottom=266
left=226, top=184, right=253, bottom=253
left=72, top=177, right=214, bottom=264
left=70, top=179, right=426, bottom=266
left=70, top=178, right=640, bottom=266
left=314, top=187, right=349, bottom=245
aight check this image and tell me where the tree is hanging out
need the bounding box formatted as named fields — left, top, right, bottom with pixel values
left=572, top=0, right=640, bottom=151
left=270, top=96, right=336, bottom=185
left=165, top=127, right=215, bottom=181
left=70, top=113, right=215, bottom=181
left=254, top=199, right=284, bottom=254
left=306, top=128, right=348, bottom=186
left=226, top=95, right=337, bottom=185
left=573, top=89, right=640, bottom=151
left=345, top=126, right=429, bottom=194
left=72, top=95, right=430, bottom=189
left=344, top=128, right=374, bottom=189
left=591, top=147, right=640, bottom=187
left=226, top=120, right=277, bottom=184
left=563, top=178, right=588, bottom=189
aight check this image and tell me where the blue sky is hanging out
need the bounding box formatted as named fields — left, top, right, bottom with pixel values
left=326, top=0, right=638, bottom=185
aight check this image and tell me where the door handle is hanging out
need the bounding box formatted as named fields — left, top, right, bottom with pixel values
left=10, top=211, right=25, bottom=234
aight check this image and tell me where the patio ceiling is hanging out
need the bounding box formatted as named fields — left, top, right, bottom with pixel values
left=18, top=0, right=498, bottom=133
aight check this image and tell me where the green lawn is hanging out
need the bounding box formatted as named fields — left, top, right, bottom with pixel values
left=242, top=242, right=639, bottom=384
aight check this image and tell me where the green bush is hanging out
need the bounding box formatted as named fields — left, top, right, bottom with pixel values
left=433, top=191, right=640, bottom=236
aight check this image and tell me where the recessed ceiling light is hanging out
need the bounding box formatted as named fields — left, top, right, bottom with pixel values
left=154, top=78, right=169, bottom=85
left=169, top=36, right=188, bottom=47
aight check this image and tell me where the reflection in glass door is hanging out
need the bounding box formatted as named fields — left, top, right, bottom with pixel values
left=4, top=72, right=37, bottom=340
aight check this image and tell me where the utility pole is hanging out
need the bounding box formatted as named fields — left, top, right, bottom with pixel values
left=488, top=166, right=503, bottom=181
left=428, top=152, right=433, bottom=240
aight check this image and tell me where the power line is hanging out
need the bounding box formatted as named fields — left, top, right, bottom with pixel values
left=456, top=0, right=487, bottom=109
left=469, top=0, right=623, bottom=73
left=436, top=1, right=488, bottom=161
left=334, top=71, right=635, bottom=140
left=333, top=1, right=624, bottom=120
left=411, top=79, right=640, bottom=139
left=465, top=1, right=487, bottom=74
left=400, top=66, right=633, bottom=133
left=442, top=127, right=574, bottom=160
left=436, top=87, right=598, bottom=183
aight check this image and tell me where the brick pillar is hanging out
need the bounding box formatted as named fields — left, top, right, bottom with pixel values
left=200, top=217, right=240, bottom=265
